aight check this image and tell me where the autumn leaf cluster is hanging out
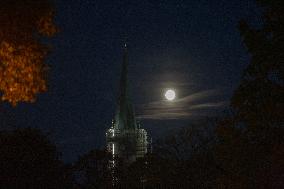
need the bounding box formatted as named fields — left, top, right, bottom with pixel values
left=0, top=0, right=57, bottom=106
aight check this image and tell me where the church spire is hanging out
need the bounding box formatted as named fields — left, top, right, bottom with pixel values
left=114, top=43, right=137, bottom=130
left=106, top=44, right=149, bottom=164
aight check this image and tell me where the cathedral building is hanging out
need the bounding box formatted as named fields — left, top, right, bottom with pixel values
left=106, top=44, right=148, bottom=163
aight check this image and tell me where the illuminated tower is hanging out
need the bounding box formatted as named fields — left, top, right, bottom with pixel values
left=106, top=44, right=148, bottom=163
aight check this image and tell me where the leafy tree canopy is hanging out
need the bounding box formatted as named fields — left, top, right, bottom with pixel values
left=0, top=0, right=57, bottom=106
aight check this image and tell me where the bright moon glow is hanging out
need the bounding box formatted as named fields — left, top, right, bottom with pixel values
left=165, top=89, right=176, bottom=101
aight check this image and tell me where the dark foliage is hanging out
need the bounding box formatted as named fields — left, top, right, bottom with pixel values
left=215, top=0, right=284, bottom=187
left=73, top=149, right=113, bottom=189
left=0, top=128, right=73, bottom=189
left=231, top=0, right=284, bottom=130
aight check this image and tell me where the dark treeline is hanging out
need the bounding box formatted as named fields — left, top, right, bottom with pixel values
left=1, top=0, right=283, bottom=188
left=0, top=128, right=73, bottom=189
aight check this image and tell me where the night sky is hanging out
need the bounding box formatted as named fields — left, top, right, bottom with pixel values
left=0, top=0, right=260, bottom=162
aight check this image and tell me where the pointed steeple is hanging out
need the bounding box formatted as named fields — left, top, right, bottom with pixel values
left=114, top=43, right=137, bottom=130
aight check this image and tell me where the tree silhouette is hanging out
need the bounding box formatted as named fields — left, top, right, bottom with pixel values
left=0, top=128, right=73, bottom=189
left=0, top=0, right=57, bottom=106
left=231, top=0, right=284, bottom=130
left=215, top=1, right=284, bottom=188
left=154, top=119, right=217, bottom=161
left=73, top=149, right=113, bottom=189
left=152, top=120, right=219, bottom=188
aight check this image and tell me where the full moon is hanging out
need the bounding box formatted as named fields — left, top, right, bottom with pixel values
left=165, top=89, right=176, bottom=101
